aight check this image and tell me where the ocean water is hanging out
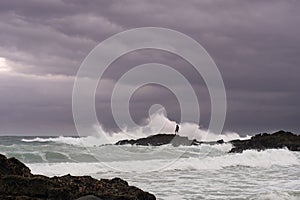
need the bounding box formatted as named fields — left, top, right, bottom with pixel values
left=0, top=135, right=300, bottom=200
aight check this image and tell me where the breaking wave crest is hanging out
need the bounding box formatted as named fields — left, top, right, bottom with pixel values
left=22, top=136, right=108, bottom=146
left=22, top=113, right=250, bottom=147
left=26, top=148, right=299, bottom=176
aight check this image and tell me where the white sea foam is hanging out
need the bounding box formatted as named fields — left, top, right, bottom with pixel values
left=27, top=148, right=300, bottom=176
left=166, top=148, right=300, bottom=171
left=197, top=143, right=234, bottom=152
left=16, top=112, right=300, bottom=199
left=21, top=113, right=250, bottom=147
left=28, top=162, right=106, bottom=177
left=250, top=191, right=300, bottom=200
left=5, top=134, right=300, bottom=199
left=21, top=136, right=109, bottom=147
left=112, top=112, right=251, bottom=142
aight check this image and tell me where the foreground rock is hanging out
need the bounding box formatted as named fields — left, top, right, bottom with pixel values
left=0, top=154, right=156, bottom=200
left=116, top=134, right=224, bottom=146
left=229, top=130, right=300, bottom=153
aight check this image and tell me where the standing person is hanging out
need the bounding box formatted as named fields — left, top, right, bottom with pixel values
left=175, top=124, right=179, bottom=135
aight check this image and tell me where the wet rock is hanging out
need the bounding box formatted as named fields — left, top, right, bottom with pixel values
left=0, top=154, right=31, bottom=177
left=217, top=139, right=224, bottom=144
left=229, top=130, right=300, bottom=153
left=115, top=134, right=202, bottom=146
left=0, top=154, right=156, bottom=200
left=115, top=134, right=227, bottom=147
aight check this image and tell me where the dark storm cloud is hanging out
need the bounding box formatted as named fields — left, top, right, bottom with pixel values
left=0, top=0, right=299, bottom=135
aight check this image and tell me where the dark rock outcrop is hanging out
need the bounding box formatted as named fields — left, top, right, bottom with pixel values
left=0, top=154, right=32, bottom=177
left=229, top=130, right=300, bottom=153
left=116, top=134, right=202, bottom=146
left=115, top=134, right=224, bottom=147
left=0, top=154, right=156, bottom=200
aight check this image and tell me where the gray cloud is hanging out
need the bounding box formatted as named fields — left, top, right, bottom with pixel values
left=0, top=0, right=299, bottom=135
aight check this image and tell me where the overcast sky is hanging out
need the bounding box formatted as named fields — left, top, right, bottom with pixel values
left=0, top=0, right=299, bottom=136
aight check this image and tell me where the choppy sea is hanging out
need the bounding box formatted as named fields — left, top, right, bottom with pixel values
left=1, top=135, right=300, bottom=200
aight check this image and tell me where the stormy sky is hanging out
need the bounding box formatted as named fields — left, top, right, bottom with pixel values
left=0, top=0, right=299, bottom=136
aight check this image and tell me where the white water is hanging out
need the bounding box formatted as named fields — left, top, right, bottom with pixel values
left=1, top=114, right=299, bottom=199
left=1, top=136, right=300, bottom=199
left=21, top=113, right=250, bottom=147
left=27, top=148, right=299, bottom=174
left=24, top=146, right=300, bottom=200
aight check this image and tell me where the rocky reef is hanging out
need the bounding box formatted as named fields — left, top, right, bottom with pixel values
left=115, top=134, right=199, bottom=146
left=229, top=130, right=300, bottom=153
left=115, top=134, right=224, bottom=146
left=0, top=154, right=156, bottom=200
left=115, top=131, right=300, bottom=154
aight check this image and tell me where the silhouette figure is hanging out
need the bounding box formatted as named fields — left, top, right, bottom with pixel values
left=175, top=124, right=179, bottom=135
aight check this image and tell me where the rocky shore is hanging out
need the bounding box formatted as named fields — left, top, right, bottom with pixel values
left=0, top=154, right=156, bottom=200
left=115, top=131, right=300, bottom=153
left=229, top=130, right=300, bottom=153
left=115, top=134, right=224, bottom=146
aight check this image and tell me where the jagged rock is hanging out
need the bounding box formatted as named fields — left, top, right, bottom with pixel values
left=115, top=134, right=201, bottom=146
left=115, top=134, right=227, bottom=147
left=217, top=139, right=224, bottom=144
left=0, top=154, right=156, bottom=200
left=0, top=154, right=32, bottom=177
left=229, top=130, right=300, bottom=153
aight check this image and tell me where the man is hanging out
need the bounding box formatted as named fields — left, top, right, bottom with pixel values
left=175, top=124, right=179, bottom=135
